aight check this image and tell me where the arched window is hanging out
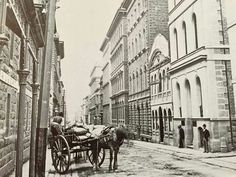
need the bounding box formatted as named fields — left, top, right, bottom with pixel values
left=131, top=14, right=133, bottom=25
left=167, top=68, right=170, bottom=90
left=129, top=76, right=132, bottom=93
left=185, top=79, right=192, bottom=117
left=144, top=65, right=147, bottom=89
left=133, top=73, right=135, bottom=93
left=128, top=44, right=131, bottom=59
left=139, top=33, right=142, bottom=51
left=155, top=110, right=158, bottom=130
left=132, top=41, right=134, bottom=58
left=154, top=74, right=157, bottom=94
left=151, top=75, right=153, bottom=95
left=164, top=109, right=167, bottom=131
left=134, top=8, right=137, bottom=20
left=174, top=28, right=179, bottom=59
left=192, top=13, right=198, bottom=49
left=152, top=111, right=155, bottom=129
left=168, top=109, right=172, bottom=131
left=140, top=69, right=143, bottom=91
left=136, top=71, right=139, bottom=92
left=143, top=29, right=146, bottom=48
left=196, top=77, right=203, bottom=117
left=182, top=21, right=188, bottom=54
left=176, top=83, right=182, bottom=117
left=135, top=38, right=138, bottom=55
left=159, top=73, right=162, bottom=93
left=138, top=3, right=141, bottom=14
left=163, top=70, right=166, bottom=91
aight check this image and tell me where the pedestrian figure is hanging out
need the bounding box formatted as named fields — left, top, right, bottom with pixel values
left=202, top=124, right=210, bottom=153
left=178, top=125, right=185, bottom=148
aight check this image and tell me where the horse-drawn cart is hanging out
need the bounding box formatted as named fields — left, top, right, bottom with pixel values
left=48, top=123, right=107, bottom=174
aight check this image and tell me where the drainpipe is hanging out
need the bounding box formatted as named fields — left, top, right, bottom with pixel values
left=15, top=24, right=30, bottom=177
left=29, top=49, right=40, bottom=177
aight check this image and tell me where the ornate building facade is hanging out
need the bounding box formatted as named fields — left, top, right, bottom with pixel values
left=89, top=65, right=103, bottom=125
left=149, top=34, right=173, bottom=145
left=127, top=0, right=168, bottom=140
left=100, top=38, right=112, bottom=125
left=169, top=0, right=234, bottom=151
left=106, top=2, right=131, bottom=126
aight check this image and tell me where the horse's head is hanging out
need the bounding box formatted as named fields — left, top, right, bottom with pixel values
left=116, top=126, right=128, bottom=145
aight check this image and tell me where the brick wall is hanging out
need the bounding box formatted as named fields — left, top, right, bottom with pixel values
left=147, top=0, right=168, bottom=48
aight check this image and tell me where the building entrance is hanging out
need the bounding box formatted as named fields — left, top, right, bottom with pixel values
left=159, top=107, right=164, bottom=142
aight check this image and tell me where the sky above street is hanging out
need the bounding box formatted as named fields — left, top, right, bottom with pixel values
left=56, top=0, right=123, bottom=120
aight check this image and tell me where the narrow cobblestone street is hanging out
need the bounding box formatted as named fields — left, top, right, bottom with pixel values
left=37, top=142, right=236, bottom=177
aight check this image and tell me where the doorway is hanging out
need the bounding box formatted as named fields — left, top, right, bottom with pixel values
left=159, top=107, right=164, bottom=142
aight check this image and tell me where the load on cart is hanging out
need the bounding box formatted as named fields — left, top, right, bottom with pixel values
left=49, top=116, right=127, bottom=174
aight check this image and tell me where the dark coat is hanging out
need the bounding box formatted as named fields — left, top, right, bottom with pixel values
left=203, top=129, right=210, bottom=141
left=179, top=128, right=185, bottom=139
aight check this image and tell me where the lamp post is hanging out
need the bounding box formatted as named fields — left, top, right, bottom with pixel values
left=35, top=0, right=57, bottom=176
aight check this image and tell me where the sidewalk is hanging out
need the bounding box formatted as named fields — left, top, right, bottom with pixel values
left=132, top=140, right=236, bottom=170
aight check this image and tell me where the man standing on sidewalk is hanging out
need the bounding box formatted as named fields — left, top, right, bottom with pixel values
left=178, top=125, right=185, bottom=148
left=203, top=124, right=210, bottom=153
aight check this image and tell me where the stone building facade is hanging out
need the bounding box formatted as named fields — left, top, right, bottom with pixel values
left=50, top=34, right=65, bottom=118
left=81, top=95, right=90, bottom=124
left=0, top=0, right=45, bottom=176
left=126, top=0, right=168, bottom=140
left=106, top=2, right=131, bottom=126
left=149, top=34, right=173, bottom=145
left=89, top=65, right=103, bottom=125
left=100, top=38, right=112, bottom=125
left=225, top=0, right=236, bottom=146
left=168, top=0, right=234, bottom=151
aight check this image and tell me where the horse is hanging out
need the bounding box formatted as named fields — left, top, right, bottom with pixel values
left=91, top=125, right=128, bottom=171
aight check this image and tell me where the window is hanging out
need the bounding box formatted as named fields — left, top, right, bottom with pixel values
left=132, top=41, right=134, bottom=58
left=174, top=28, right=179, bottom=59
left=163, top=70, right=166, bottom=91
left=135, top=38, right=138, bottom=55
left=139, top=33, right=142, bottom=51
left=143, top=29, right=146, bottom=48
left=167, top=68, right=170, bottom=90
left=192, top=13, right=198, bottom=49
left=138, top=3, right=141, bottom=14
left=196, top=77, right=203, bottom=117
left=159, top=73, right=162, bottom=92
left=140, top=69, right=143, bottom=91
left=182, top=21, right=188, bottom=54
left=176, top=83, right=182, bottom=117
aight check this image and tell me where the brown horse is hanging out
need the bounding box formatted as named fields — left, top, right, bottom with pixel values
left=91, top=126, right=127, bottom=171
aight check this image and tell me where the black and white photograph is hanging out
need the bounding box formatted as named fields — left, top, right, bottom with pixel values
left=1, top=0, right=236, bottom=176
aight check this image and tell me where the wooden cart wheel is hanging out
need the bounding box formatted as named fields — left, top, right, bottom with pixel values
left=86, top=148, right=105, bottom=167
left=51, top=135, right=71, bottom=174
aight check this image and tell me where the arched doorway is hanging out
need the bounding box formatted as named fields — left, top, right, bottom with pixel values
left=137, top=105, right=141, bottom=139
left=196, top=76, right=203, bottom=117
left=168, top=109, right=172, bottom=131
left=159, top=107, right=164, bottom=142
left=185, top=79, right=193, bottom=146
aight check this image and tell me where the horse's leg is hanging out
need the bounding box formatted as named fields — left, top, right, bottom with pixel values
left=109, top=147, right=113, bottom=171
left=113, top=147, right=119, bottom=171
left=92, top=142, right=99, bottom=171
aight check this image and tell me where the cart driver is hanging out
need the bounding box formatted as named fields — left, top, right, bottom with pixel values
left=50, top=115, right=63, bottom=136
